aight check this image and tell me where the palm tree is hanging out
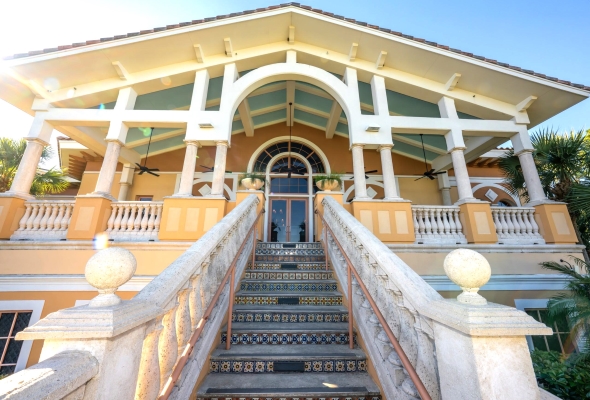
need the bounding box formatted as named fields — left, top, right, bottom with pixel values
left=0, top=138, right=69, bottom=196
left=542, top=257, right=590, bottom=362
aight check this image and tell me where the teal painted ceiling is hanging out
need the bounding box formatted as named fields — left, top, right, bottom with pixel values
left=92, top=68, right=478, bottom=160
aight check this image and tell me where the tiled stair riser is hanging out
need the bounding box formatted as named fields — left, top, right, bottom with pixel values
left=210, top=359, right=367, bottom=373
left=197, top=397, right=380, bottom=400
left=234, top=296, right=343, bottom=306
left=239, top=283, right=338, bottom=292
left=221, top=332, right=356, bottom=345
left=232, top=312, right=348, bottom=323
left=255, top=256, right=326, bottom=262
left=247, top=263, right=326, bottom=270
left=244, top=272, right=333, bottom=279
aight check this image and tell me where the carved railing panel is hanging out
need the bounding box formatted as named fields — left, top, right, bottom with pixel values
left=106, top=201, right=163, bottom=241
left=491, top=206, right=545, bottom=244
left=11, top=200, right=75, bottom=241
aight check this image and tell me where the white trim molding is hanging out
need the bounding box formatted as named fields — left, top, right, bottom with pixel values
left=514, top=299, right=550, bottom=350
left=0, top=275, right=154, bottom=292
left=0, top=300, right=45, bottom=372
left=425, top=274, right=570, bottom=291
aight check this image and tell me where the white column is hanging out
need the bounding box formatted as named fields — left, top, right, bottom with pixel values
left=378, top=145, right=398, bottom=200
left=437, top=171, right=452, bottom=206
left=450, top=147, right=474, bottom=202
left=517, top=150, right=546, bottom=203
left=351, top=144, right=368, bottom=199
left=7, top=138, right=48, bottom=197
left=93, top=140, right=122, bottom=197
left=209, top=141, right=228, bottom=197
left=117, top=164, right=134, bottom=201
left=175, top=141, right=200, bottom=197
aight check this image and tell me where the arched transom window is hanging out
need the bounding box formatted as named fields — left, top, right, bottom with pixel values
left=253, top=142, right=325, bottom=173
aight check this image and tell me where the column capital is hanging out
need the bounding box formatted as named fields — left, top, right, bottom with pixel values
left=448, top=146, right=466, bottom=154
left=214, top=140, right=229, bottom=147
left=350, top=143, right=364, bottom=150
left=24, top=137, right=50, bottom=147
left=184, top=139, right=201, bottom=147
left=377, top=144, right=393, bottom=152
left=515, top=148, right=534, bottom=157
left=105, top=138, right=125, bottom=146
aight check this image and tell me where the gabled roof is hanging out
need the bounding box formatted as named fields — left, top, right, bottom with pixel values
left=4, top=2, right=589, bottom=92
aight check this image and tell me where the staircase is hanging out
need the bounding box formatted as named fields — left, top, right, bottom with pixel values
left=196, top=242, right=382, bottom=400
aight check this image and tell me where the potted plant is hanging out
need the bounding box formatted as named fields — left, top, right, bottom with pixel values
left=313, top=173, right=343, bottom=192
left=240, top=171, right=266, bottom=191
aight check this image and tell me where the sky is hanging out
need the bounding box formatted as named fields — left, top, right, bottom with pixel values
left=0, top=0, right=588, bottom=168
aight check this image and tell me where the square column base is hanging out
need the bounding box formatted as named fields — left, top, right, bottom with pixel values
left=350, top=199, right=415, bottom=243
left=314, top=192, right=345, bottom=240
left=158, top=197, right=227, bottom=241
left=458, top=202, right=498, bottom=244
left=66, top=196, right=113, bottom=241
left=0, top=196, right=27, bottom=239
left=237, top=190, right=265, bottom=240
left=534, top=203, right=577, bottom=244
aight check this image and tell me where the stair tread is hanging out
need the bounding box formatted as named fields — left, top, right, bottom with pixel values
left=212, top=344, right=365, bottom=359
left=223, top=322, right=351, bottom=332
left=233, top=305, right=347, bottom=312
left=241, top=279, right=337, bottom=283
left=197, top=372, right=380, bottom=396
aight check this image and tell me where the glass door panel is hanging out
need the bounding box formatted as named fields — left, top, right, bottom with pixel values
left=289, top=200, right=307, bottom=243
left=269, top=199, right=287, bottom=242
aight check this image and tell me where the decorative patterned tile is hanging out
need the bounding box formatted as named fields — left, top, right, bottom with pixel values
left=221, top=332, right=356, bottom=345
left=232, top=312, right=348, bottom=323
left=210, top=359, right=366, bottom=373
left=197, top=397, right=381, bottom=400
left=239, top=283, right=338, bottom=292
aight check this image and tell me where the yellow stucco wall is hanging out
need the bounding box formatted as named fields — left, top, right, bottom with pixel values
left=398, top=177, right=442, bottom=205
left=78, top=172, right=177, bottom=201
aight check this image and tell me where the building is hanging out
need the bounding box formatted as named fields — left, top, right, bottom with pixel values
left=0, top=3, right=587, bottom=399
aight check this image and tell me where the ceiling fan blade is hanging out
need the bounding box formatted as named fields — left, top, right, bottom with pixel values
left=428, top=175, right=436, bottom=180
left=364, top=175, right=369, bottom=179
left=135, top=163, right=143, bottom=169
left=414, top=176, right=426, bottom=181
left=432, top=171, right=445, bottom=175
left=428, top=169, right=435, bottom=174
left=147, top=168, right=160, bottom=172
left=138, top=170, right=146, bottom=175
left=365, top=170, right=378, bottom=174
left=147, top=171, right=160, bottom=177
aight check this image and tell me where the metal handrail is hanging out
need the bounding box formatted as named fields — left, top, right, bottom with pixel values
left=319, top=213, right=433, bottom=400
left=158, top=209, right=264, bottom=400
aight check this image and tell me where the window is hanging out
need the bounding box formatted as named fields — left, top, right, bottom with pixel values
left=0, top=311, right=32, bottom=375
left=135, top=195, right=153, bottom=201
left=270, top=178, right=308, bottom=194
left=525, top=308, right=576, bottom=354
left=253, top=141, right=325, bottom=173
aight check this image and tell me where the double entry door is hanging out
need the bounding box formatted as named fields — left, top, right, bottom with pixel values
left=268, top=198, right=308, bottom=242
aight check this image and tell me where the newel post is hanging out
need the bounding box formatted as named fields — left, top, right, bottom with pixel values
left=432, top=249, right=551, bottom=399
left=17, top=247, right=158, bottom=400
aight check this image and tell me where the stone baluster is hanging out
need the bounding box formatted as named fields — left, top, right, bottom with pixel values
left=61, top=204, right=72, bottom=231
left=158, top=304, right=178, bottom=391
left=453, top=209, right=463, bottom=237
left=45, top=204, right=59, bottom=231
left=423, top=210, right=432, bottom=237
left=32, top=204, right=45, bottom=231
left=176, top=288, right=192, bottom=351
left=435, top=209, right=445, bottom=236
left=154, top=204, right=162, bottom=232
left=140, top=204, right=150, bottom=233
left=134, top=318, right=163, bottom=400
left=38, top=204, right=51, bottom=231
left=53, top=204, right=65, bottom=232
left=529, top=209, right=540, bottom=236
left=523, top=209, right=534, bottom=236
left=491, top=209, right=501, bottom=237
left=120, top=204, right=131, bottom=232
left=515, top=209, right=526, bottom=236
left=106, top=204, right=117, bottom=232
left=132, top=204, right=143, bottom=232
left=127, top=204, right=138, bottom=232
left=113, top=204, right=124, bottom=232
left=25, top=204, right=38, bottom=230
left=412, top=209, right=420, bottom=240
left=441, top=209, right=451, bottom=236
left=147, top=204, right=157, bottom=233
left=447, top=209, right=457, bottom=236
left=18, top=204, right=32, bottom=231
left=505, top=209, right=515, bottom=236
left=417, top=209, right=425, bottom=237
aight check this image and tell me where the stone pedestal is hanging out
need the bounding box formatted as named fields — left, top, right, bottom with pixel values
left=237, top=190, right=265, bottom=240
left=66, top=195, right=113, bottom=241
left=0, top=196, right=28, bottom=239
left=534, top=202, right=578, bottom=244
left=314, top=192, right=344, bottom=239
left=351, top=199, right=415, bottom=243
left=458, top=201, right=498, bottom=244
left=158, top=197, right=227, bottom=241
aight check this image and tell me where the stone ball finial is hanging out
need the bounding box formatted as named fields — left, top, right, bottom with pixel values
left=85, top=247, right=137, bottom=307
left=443, top=248, right=491, bottom=305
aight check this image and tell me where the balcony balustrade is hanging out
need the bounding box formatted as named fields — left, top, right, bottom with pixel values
left=106, top=201, right=163, bottom=241
left=11, top=200, right=75, bottom=241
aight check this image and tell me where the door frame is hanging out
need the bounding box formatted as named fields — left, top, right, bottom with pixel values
left=267, top=197, right=309, bottom=242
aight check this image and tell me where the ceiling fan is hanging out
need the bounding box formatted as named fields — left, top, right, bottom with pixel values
left=199, top=165, right=233, bottom=174
left=415, top=133, right=445, bottom=181
left=281, top=102, right=304, bottom=178
left=135, top=127, right=160, bottom=177
left=346, top=169, right=378, bottom=180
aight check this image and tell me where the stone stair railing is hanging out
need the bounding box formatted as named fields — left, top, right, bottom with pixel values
left=412, top=205, right=467, bottom=244
left=11, top=200, right=74, bottom=241
left=491, top=206, right=545, bottom=244
left=321, top=196, right=552, bottom=400
left=7, top=194, right=260, bottom=400
left=106, top=201, right=163, bottom=241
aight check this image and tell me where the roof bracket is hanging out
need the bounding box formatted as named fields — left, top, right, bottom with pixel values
left=349, top=43, right=358, bottom=61
left=376, top=51, right=387, bottom=69
left=111, top=61, right=130, bottom=80
left=516, top=95, right=537, bottom=112
left=224, top=38, right=233, bottom=57
left=194, top=44, right=204, bottom=63
left=445, top=73, right=461, bottom=91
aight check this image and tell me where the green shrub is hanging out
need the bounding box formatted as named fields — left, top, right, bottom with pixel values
left=531, top=350, right=590, bottom=399
left=313, top=173, right=343, bottom=185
